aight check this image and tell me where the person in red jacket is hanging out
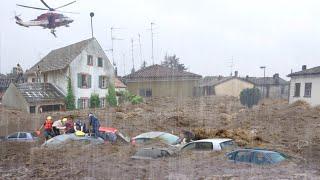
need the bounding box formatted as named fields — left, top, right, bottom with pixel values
left=39, top=116, right=54, bottom=140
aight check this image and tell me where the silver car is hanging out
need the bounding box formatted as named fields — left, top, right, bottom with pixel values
left=5, top=132, right=38, bottom=142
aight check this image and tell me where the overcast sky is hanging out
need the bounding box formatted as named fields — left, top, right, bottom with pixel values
left=1, top=0, right=320, bottom=78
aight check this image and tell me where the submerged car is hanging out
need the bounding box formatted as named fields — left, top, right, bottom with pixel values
left=131, top=131, right=179, bottom=146
left=180, top=138, right=237, bottom=151
left=4, top=132, right=38, bottom=142
left=41, top=134, right=104, bottom=147
left=131, top=147, right=174, bottom=160
left=99, top=127, right=130, bottom=143
left=226, top=149, right=287, bottom=165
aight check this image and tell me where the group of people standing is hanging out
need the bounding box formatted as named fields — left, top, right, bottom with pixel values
left=39, top=113, right=101, bottom=140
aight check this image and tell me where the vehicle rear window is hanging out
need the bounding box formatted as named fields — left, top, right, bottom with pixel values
left=7, top=133, right=19, bottom=138
left=159, top=133, right=179, bottom=145
left=220, top=140, right=237, bottom=150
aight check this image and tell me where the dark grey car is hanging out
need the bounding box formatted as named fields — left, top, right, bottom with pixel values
left=226, top=148, right=287, bottom=165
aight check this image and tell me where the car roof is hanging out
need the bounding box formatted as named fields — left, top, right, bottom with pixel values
left=191, top=138, right=233, bottom=144
left=133, top=131, right=167, bottom=139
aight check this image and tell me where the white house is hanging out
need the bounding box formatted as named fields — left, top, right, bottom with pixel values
left=288, top=65, right=320, bottom=106
left=26, top=38, right=114, bottom=109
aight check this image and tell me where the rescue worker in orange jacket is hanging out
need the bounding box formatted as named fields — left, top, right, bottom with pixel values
left=39, top=116, right=54, bottom=140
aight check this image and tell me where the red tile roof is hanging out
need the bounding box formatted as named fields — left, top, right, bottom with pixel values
left=115, top=78, right=127, bottom=88
left=123, top=64, right=201, bottom=80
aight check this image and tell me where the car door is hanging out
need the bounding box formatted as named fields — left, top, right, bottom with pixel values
left=252, top=151, right=270, bottom=165
left=195, top=142, right=213, bottom=151
left=234, top=150, right=253, bottom=164
left=18, top=132, right=28, bottom=141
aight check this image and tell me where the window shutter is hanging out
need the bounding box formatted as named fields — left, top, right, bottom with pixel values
left=99, top=76, right=102, bottom=88
left=77, top=74, right=81, bottom=88
left=88, top=75, right=92, bottom=88
left=77, top=99, right=81, bottom=109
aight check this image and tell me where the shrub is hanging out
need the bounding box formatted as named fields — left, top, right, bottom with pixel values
left=118, top=90, right=143, bottom=105
left=131, top=96, right=143, bottom=105
left=65, top=77, right=75, bottom=110
left=240, top=88, right=261, bottom=108
left=90, top=93, right=100, bottom=108
left=107, top=85, right=117, bottom=107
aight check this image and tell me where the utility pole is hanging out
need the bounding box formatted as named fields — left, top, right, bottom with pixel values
left=138, top=33, right=143, bottom=67
left=122, top=53, right=126, bottom=75
left=131, top=38, right=135, bottom=73
left=150, top=22, right=155, bottom=65
left=260, top=66, right=266, bottom=98
left=90, top=12, right=94, bottom=38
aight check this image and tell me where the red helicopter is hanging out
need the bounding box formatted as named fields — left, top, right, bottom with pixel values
left=15, top=0, right=76, bottom=37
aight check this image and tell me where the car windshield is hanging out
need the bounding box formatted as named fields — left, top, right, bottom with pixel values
left=159, top=133, right=179, bottom=145
left=220, top=140, right=237, bottom=150
left=268, top=153, right=286, bottom=163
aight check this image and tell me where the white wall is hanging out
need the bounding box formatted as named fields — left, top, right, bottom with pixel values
left=289, top=74, right=320, bottom=106
left=69, top=39, right=114, bottom=108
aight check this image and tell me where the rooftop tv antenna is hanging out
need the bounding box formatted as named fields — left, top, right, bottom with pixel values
left=138, top=33, right=144, bottom=66
left=228, top=56, right=234, bottom=76
left=110, top=27, right=124, bottom=67
left=131, top=38, right=135, bottom=73
left=150, top=22, right=155, bottom=65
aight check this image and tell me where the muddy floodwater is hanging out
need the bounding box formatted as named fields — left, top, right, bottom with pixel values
left=1, top=96, right=320, bottom=179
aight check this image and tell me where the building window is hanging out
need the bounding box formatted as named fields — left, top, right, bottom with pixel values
left=87, top=55, right=93, bottom=66
left=146, top=88, right=152, bottom=97
left=98, top=57, right=103, bottom=67
left=139, top=88, right=152, bottom=97
left=30, top=106, right=36, bottom=113
left=78, top=98, right=89, bottom=109
left=294, top=83, right=300, bottom=97
left=78, top=73, right=91, bottom=88
left=139, top=89, right=146, bottom=97
left=31, top=78, right=36, bottom=82
left=99, top=76, right=109, bottom=89
left=281, top=86, right=285, bottom=95
left=100, top=98, right=106, bottom=108
left=304, top=83, right=312, bottom=97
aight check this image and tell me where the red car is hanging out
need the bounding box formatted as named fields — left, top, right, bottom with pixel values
left=99, top=127, right=130, bottom=143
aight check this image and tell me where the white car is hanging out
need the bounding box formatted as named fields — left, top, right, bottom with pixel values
left=180, top=138, right=237, bottom=151
left=131, top=131, right=180, bottom=145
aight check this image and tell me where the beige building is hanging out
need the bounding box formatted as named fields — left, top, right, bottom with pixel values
left=123, top=64, right=202, bottom=98
left=197, top=74, right=255, bottom=97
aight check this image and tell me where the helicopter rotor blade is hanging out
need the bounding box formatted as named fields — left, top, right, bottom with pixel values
left=16, top=4, right=48, bottom=11
left=55, top=10, right=79, bottom=14
left=54, top=1, right=77, bottom=10
left=40, top=0, right=53, bottom=10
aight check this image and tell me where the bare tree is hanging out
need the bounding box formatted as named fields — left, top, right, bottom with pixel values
left=161, top=54, right=187, bottom=71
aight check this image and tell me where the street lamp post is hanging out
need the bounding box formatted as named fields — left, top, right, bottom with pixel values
left=260, top=66, right=266, bottom=98
left=90, top=12, right=94, bottom=38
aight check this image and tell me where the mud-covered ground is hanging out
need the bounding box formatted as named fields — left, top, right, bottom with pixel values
left=1, top=96, right=320, bottom=179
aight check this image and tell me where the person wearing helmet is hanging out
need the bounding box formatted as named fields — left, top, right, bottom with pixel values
left=52, top=118, right=66, bottom=136
left=73, top=119, right=87, bottom=133
left=39, top=116, right=54, bottom=140
left=88, top=113, right=100, bottom=138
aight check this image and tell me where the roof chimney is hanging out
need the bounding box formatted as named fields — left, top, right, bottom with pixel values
left=302, top=65, right=307, bottom=71
left=234, top=71, right=238, bottom=77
